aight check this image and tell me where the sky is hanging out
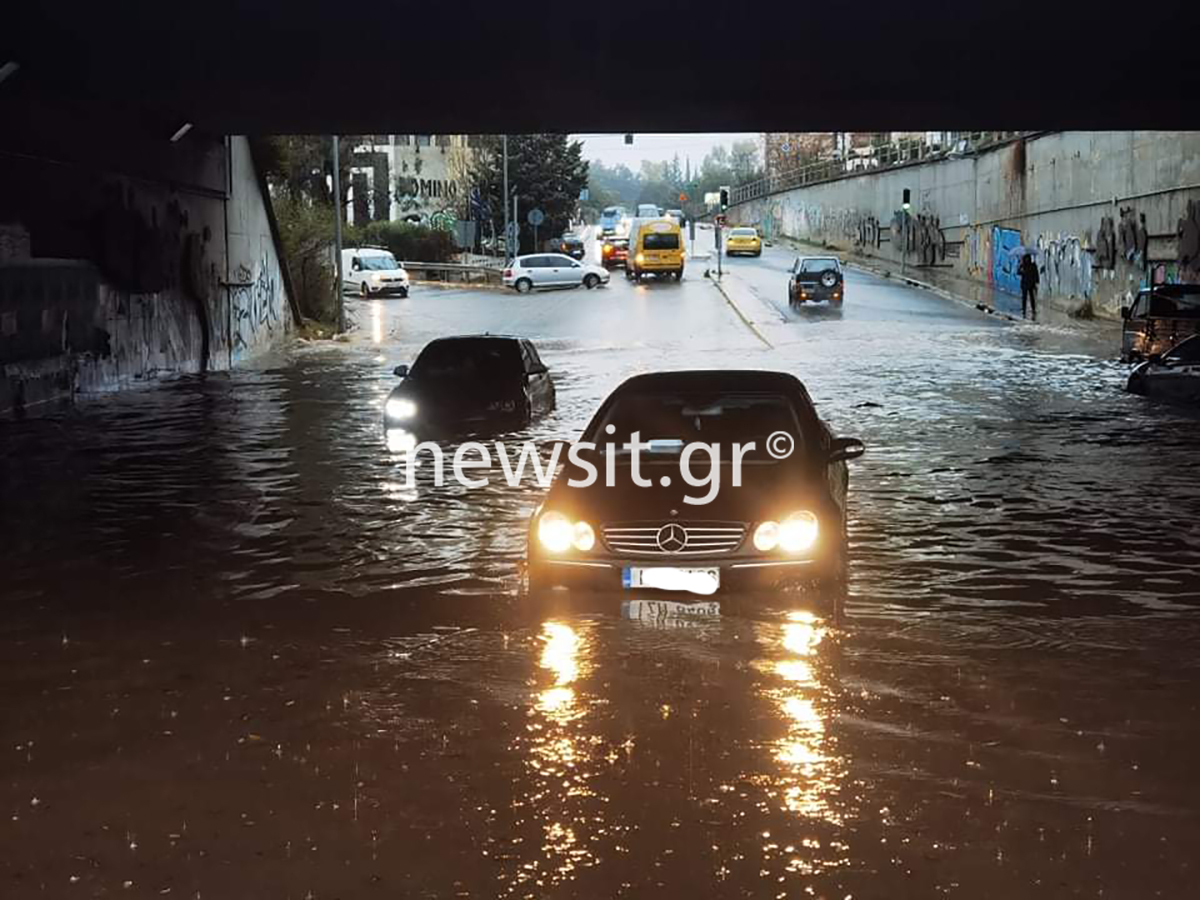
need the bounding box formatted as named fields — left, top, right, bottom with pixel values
left=569, top=133, right=760, bottom=171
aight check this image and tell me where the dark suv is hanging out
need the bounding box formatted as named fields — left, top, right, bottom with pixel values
left=788, top=256, right=844, bottom=307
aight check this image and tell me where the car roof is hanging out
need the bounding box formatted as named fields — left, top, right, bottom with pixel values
left=423, top=334, right=524, bottom=345
left=612, top=369, right=809, bottom=394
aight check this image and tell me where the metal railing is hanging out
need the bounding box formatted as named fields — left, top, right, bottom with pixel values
left=730, top=132, right=1031, bottom=207
left=401, top=260, right=504, bottom=285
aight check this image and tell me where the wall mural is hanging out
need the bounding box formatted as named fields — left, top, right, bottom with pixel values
left=1178, top=199, right=1200, bottom=278
left=991, top=226, right=1022, bottom=295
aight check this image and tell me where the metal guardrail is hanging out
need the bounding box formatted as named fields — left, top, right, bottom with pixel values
left=731, top=132, right=1031, bottom=206
left=401, top=260, right=505, bottom=285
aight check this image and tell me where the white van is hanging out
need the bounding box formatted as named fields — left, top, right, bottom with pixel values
left=342, top=246, right=410, bottom=298
left=636, top=203, right=662, bottom=219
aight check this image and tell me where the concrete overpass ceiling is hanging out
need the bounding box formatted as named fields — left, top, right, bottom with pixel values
left=5, top=1, right=1200, bottom=134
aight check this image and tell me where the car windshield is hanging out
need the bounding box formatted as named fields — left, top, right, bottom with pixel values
left=644, top=232, right=679, bottom=250
left=410, top=340, right=521, bottom=381
left=731, top=228, right=757, bottom=236
left=587, top=391, right=805, bottom=460
left=360, top=256, right=399, bottom=270
left=1136, top=287, right=1200, bottom=318
left=1164, top=336, right=1200, bottom=363
left=602, top=208, right=621, bottom=218
left=799, top=258, right=839, bottom=272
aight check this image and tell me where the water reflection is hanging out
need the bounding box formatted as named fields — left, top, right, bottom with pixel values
left=505, top=619, right=602, bottom=895
left=763, top=611, right=844, bottom=824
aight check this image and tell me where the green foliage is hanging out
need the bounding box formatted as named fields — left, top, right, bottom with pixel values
left=344, top=220, right=457, bottom=264
left=470, top=134, right=589, bottom=255
left=271, top=192, right=338, bottom=325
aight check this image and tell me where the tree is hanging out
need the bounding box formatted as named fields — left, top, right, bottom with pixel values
left=729, top=139, right=763, bottom=186
left=470, top=134, right=589, bottom=254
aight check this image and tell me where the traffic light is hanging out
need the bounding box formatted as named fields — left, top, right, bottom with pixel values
left=624, top=133, right=633, bottom=145
left=719, top=187, right=729, bottom=210
left=902, top=188, right=911, bottom=210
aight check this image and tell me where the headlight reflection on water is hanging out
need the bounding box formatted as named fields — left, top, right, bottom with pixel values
left=768, top=611, right=844, bottom=825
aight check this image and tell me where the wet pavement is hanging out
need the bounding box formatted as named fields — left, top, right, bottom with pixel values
left=3, top=227, right=1200, bottom=898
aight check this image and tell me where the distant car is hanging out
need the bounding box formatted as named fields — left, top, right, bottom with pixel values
left=599, top=206, right=628, bottom=238
left=1126, top=334, right=1200, bottom=404
left=504, top=254, right=610, bottom=292
left=636, top=203, right=663, bottom=219
left=725, top=227, right=762, bottom=257
left=601, top=237, right=629, bottom=269
left=554, top=234, right=586, bottom=259
left=525, top=370, right=865, bottom=606
left=665, top=209, right=686, bottom=229
left=385, top=335, right=555, bottom=431
left=789, top=256, right=844, bottom=307
left=342, top=247, right=410, bottom=298
left=1120, top=284, right=1200, bottom=362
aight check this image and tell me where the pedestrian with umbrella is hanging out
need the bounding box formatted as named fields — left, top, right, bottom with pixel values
left=1017, top=249, right=1040, bottom=320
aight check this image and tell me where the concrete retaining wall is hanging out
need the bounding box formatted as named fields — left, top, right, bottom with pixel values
left=0, top=136, right=291, bottom=416
left=729, top=132, right=1200, bottom=320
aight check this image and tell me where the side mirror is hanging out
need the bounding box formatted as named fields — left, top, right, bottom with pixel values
left=1120, top=305, right=1131, bottom=319
left=828, top=437, right=865, bottom=463
left=393, top=364, right=409, bottom=377
left=529, top=363, right=549, bottom=375
left=352, top=261, right=362, bottom=271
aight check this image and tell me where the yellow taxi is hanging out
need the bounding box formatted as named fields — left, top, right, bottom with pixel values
left=725, top=226, right=762, bottom=257
left=625, top=218, right=685, bottom=282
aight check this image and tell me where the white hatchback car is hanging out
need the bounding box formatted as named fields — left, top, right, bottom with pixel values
left=504, top=253, right=610, bottom=293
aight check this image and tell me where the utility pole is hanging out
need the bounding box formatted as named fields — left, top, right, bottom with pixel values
left=332, top=135, right=345, bottom=334
left=502, top=135, right=510, bottom=263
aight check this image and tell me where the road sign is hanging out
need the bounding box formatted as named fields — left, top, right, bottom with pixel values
left=679, top=192, right=688, bottom=203
left=527, top=208, right=545, bottom=226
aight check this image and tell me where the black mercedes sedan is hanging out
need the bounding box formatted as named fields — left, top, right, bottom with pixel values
left=384, top=335, right=555, bottom=434
left=525, top=371, right=864, bottom=608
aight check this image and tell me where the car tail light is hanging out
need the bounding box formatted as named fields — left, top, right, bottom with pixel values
left=503, top=269, right=512, bottom=278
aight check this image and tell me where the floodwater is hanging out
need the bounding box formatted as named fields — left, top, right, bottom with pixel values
left=3, top=234, right=1200, bottom=898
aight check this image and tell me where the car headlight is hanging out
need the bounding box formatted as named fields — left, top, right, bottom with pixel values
left=537, top=512, right=594, bottom=553
left=753, top=520, right=780, bottom=552
left=636, top=252, right=645, bottom=264
left=385, top=397, right=417, bottom=420
left=371, top=272, right=382, bottom=282
left=754, top=512, right=819, bottom=554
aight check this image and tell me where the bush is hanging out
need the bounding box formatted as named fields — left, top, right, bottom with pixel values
left=272, top=193, right=338, bottom=326
left=344, top=221, right=457, bottom=264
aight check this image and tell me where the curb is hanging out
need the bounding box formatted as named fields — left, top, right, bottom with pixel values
left=705, top=271, right=773, bottom=348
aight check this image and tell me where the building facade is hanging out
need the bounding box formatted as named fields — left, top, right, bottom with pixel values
left=347, top=135, right=479, bottom=227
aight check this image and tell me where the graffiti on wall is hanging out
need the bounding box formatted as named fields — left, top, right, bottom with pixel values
left=914, top=213, right=946, bottom=266
left=1036, top=234, right=1094, bottom=302
left=991, top=226, right=1022, bottom=295
left=1094, top=216, right=1117, bottom=269
left=230, top=252, right=281, bottom=357
left=855, top=214, right=883, bottom=249
left=1178, top=199, right=1200, bottom=278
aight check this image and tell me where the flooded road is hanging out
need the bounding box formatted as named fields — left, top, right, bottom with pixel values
left=3, top=230, right=1200, bottom=897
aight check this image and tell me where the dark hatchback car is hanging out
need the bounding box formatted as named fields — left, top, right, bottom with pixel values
left=789, top=256, right=844, bottom=307
left=1126, top=334, right=1200, bottom=403
left=1120, top=284, right=1200, bottom=362
left=525, top=371, right=864, bottom=608
left=555, top=234, right=586, bottom=260
left=601, top=237, right=629, bottom=269
left=385, top=335, right=555, bottom=433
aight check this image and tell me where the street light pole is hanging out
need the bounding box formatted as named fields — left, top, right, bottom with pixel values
left=502, top=134, right=510, bottom=262
left=332, top=134, right=345, bottom=334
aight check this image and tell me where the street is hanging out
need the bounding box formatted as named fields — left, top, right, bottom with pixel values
left=3, top=226, right=1200, bottom=898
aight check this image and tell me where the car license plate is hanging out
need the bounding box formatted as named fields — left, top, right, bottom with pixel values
left=622, top=599, right=720, bottom=620
left=622, top=566, right=719, bottom=595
